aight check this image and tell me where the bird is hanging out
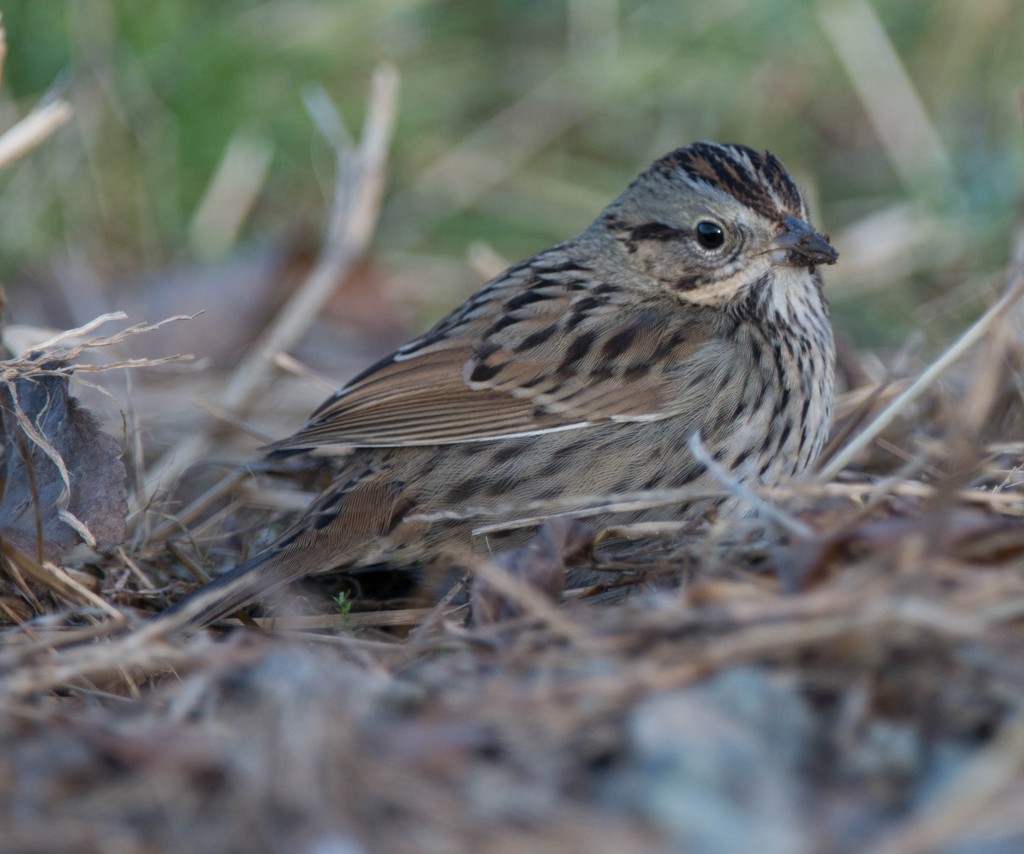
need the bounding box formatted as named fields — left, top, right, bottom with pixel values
left=164, top=141, right=837, bottom=627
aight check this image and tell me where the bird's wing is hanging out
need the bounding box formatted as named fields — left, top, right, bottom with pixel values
left=269, top=268, right=726, bottom=451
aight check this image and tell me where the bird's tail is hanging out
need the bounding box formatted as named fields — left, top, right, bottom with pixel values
left=156, top=475, right=410, bottom=629
left=154, top=547, right=302, bottom=629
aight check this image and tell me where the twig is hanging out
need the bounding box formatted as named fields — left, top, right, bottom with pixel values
left=226, top=69, right=397, bottom=409
left=0, top=100, right=72, bottom=171
left=225, top=64, right=399, bottom=412
left=242, top=607, right=463, bottom=631
left=687, top=432, right=814, bottom=539
left=10, top=311, right=196, bottom=360
left=817, top=271, right=1024, bottom=482
left=142, top=64, right=400, bottom=499
left=0, top=541, right=122, bottom=619
left=188, top=130, right=273, bottom=259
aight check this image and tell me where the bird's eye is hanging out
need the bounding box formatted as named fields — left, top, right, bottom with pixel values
left=695, top=220, right=726, bottom=250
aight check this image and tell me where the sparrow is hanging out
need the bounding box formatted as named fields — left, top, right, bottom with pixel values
left=165, top=141, right=837, bottom=627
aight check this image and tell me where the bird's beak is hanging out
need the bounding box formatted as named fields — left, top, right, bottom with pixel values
left=772, top=214, right=838, bottom=267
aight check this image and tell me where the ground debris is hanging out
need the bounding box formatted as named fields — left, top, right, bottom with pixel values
left=5, top=482, right=1024, bottom=851
left=0, top=363, right=126, bottom=561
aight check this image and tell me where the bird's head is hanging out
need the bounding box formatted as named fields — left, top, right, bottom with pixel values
left=598, top=142, right=837, bottom=308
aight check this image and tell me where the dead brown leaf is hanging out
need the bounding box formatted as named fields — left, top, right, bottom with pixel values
left=0, top=363, right=126, bottom=562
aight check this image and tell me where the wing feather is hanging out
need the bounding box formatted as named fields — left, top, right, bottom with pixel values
left=269, top=264, right=726, bottom=452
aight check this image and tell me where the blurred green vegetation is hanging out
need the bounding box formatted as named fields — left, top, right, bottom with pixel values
left=0, top=0, right=1022, bottom=348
